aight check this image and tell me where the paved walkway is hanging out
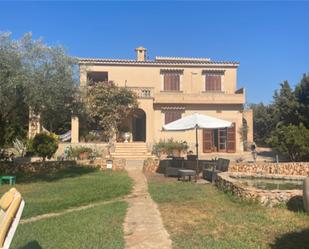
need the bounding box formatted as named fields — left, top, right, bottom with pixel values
left=124, top=161, right=172, bottom=249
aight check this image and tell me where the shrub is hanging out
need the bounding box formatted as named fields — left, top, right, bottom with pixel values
left=32, top=133, right=58, bottom=161
left=66, top=146, right=100, bottom=160
left=12, top=138, right=27, bottom=157
left=267, top=123, right=309, bottom=162
left=153, top=139, right=188, bottom=156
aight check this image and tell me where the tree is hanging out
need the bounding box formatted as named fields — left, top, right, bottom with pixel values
left=295, top=74, right=309, bottom=128
left=32, top=133, right=58, bottom=161
left=0, top=32, right=80, bottom=147
left=85, top=82, right=138, bottom=140
left=267, top=123, right=309, bottom=162
left=273, top=81, right=299, bottom=126
left=250, top=103, right=276, bottom=146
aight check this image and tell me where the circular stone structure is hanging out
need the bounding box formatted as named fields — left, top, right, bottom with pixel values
left=217, top=172, right=305, bottom=207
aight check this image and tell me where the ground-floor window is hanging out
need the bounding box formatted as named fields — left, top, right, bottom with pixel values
left=164, top=111, right=182, bottom=124
left=203, top=123, right=236, bottom=153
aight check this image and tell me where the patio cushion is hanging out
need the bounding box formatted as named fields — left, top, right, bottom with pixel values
left=0, top=189, right=22, bottom=247
left=0, top=188, right=17, bottom=211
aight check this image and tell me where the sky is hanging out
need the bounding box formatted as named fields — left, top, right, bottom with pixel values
left=0, top=1, right=308, bottom=104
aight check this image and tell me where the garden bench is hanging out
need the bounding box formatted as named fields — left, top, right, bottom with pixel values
left=0, top=176, right=16, bottom=186
left=178, top=169, right=197, bottom=182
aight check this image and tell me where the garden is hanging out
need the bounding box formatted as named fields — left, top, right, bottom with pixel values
left=147, top=173, right=309, bottom=249
left=0, top=165, right=132, bottom=249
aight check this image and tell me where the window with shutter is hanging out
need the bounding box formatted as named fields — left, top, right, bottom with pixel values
left=164, top=111, right=182, bottom=124
left=205, top=74, right=222, bottom=91
left=163, top=73, right=180, bottom=91
left=203, top=129, right=213, bottom=153
left=227, top=123, right=236, bottom=152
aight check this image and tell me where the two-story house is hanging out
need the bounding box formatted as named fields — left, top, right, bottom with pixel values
left=77, top=47, right=253, bottom=156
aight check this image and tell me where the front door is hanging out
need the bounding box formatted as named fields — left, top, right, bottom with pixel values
left=132, top=110, right=146, bottom=142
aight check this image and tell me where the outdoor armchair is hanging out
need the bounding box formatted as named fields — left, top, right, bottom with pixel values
left=0, top=188, right=25, bottom=249
left=203, top=158, right=230, bottom=182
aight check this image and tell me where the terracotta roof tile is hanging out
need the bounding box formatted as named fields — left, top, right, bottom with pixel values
left=78, top=57, right=239, bottom=66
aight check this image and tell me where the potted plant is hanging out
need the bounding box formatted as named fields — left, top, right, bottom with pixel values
left=78, top=147, right=93, bottom=160
left=172, top=140, right=189, bottom=157
left=118, top=125, right=130, bottom=143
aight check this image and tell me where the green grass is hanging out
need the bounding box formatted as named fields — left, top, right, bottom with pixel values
left=11, top=201, right=128, bottom=249
left=148, top=177, right=309, bottom=249
left=0, top=165, right=133, bottom=248
left=0, top=166, right=133, bottom=218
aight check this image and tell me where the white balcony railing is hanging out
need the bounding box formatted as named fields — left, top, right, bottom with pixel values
left=127, top=87, right=154, bottom=99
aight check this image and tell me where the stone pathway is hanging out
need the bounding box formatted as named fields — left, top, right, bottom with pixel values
left=124, top=160, right=172, bottom=249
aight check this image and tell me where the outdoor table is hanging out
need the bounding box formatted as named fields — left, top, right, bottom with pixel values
left=178, top=169, right=196, bottom=182
left=0, top=176, right=16, bottom=185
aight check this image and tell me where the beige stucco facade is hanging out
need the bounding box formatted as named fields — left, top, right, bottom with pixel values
left=77, top=48, right=253, bottom=155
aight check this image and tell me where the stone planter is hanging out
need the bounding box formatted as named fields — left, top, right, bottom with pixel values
left=303, top=177, right=309, bottom=212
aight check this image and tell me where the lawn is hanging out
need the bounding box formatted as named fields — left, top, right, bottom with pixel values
left=0, top=165, right=133, bottom=248
left=11, top=201, right=128, bottom=249
left=147, top=174, right=309, bottom=249
left=0, top=166, right=133, bottom=218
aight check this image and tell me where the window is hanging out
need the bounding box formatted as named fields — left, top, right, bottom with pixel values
left=205, top=73, right=222, bottom=91
left=202, top=123, right=236, bottom=153
left=163, top=73, right=180, bottom=91
left=87, top=72, right=108, bottom=85
left=164, top=111, right=182, bottom=124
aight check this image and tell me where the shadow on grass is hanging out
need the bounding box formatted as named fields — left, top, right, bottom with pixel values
left=18, top=240, right=42, bottom=249
left=15, top=166, right=98, bottom=184
left=270, top=229, right=309, bottom=249
left=286, top=195, right=305, bottom=212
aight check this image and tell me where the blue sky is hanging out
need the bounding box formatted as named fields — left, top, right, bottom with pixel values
left=0, top=1, right=308, bottom=104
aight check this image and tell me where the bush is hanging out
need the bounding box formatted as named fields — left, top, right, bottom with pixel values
left=267, top=123, right=309, bottom=161
left=153, top=139, right=188, bottom=156
left=66, top=146, right=100, bottom=160
left=32, top=133, right=58, bottom=161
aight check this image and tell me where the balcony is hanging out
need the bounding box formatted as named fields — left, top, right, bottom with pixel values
left=127, top=87, right=154, bottom=99
left=154, top=89, right=245, bottom=104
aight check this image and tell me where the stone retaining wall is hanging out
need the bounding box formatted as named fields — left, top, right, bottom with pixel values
left=0, top=158, right=125, bottom=174
left=143, top=158, right=160, bottom=173
left=217, top=172, right=304, bottom=207
left=229, top=162, right=309, bottom=176
left=0, top=161, right=79, bottom=174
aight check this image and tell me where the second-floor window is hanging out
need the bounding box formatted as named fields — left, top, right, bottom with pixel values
left=163, top=73, right=180, bottom=91
left=205, top=73, right=221, bottom=91
left=87, top=71, right=108, bottom=85
left=164, top=111, right=182, bottom=124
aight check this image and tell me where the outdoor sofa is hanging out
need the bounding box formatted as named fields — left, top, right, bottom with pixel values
left=163, top=157, right=213, bottom=177
left=202, top=158, right=230, bottom=182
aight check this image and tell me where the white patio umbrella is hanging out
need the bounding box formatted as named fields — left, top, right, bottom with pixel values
left=163, top=113, right=232, bottom=175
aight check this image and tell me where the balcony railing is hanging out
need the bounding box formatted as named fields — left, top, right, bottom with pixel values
left=154, top=90, right=245, bottom=104
left=127, top=87, right=154, bottom=99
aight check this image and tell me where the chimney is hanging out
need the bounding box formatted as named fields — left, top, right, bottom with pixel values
left=135, top=47, right=147, bottom=61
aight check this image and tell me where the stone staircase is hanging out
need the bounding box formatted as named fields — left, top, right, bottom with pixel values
left=111, top=142, right=152, bottom=160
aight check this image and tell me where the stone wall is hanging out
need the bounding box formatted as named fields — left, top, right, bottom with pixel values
left=229, top=162, right=309, bottom=176
left=0, top=161, right=79, bottom=174
left=217, top=172, right=304, bottom=207
left=143, top=158, right=160, bottom=173
left=0, top=158, right=125, bottom=174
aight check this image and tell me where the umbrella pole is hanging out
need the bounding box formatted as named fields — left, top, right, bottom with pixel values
left=195, top=127, right=199, bottom=181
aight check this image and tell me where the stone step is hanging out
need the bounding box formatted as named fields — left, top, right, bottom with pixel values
left=115, top=142, right=147, bottom=146
left=115, top=147, right=148, bottom=151
left=111, top=153, right=151, bottom=157
left=125, top=160, right=145, bottom=167
left=113, top=156, right=151, bottom=160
